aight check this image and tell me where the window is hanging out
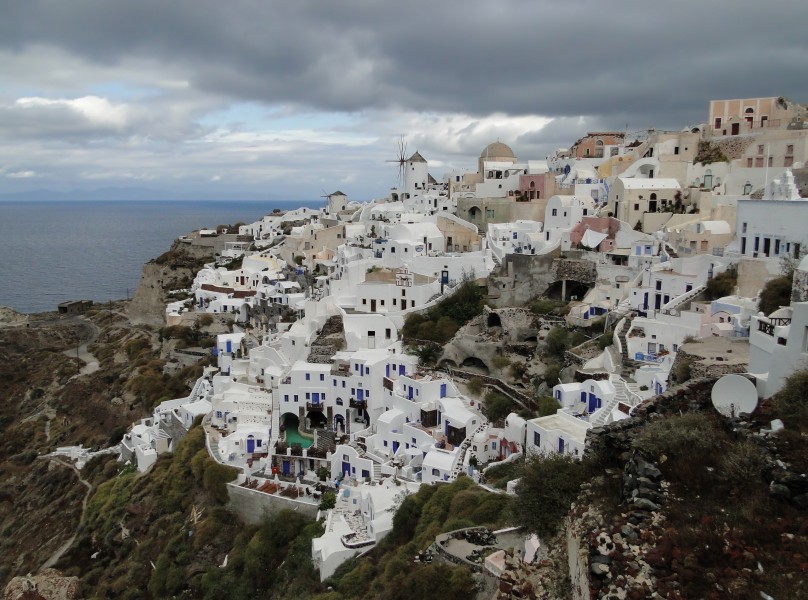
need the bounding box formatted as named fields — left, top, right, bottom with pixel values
left=305, top=373, right=310, bottom=381
left=432, top=468, right=440, bottom=476
left=742, top=222, right=747, bottom=234
left=634, top=203, right=640, bottom=211
left=320, top=373, right=325, bottom=381
left=294, top=395, right=299, bottom=402
left=674, top=146, right=679, bottom=155
left=747, top=158, right=753, bottom=168
left=533, top=431, right=541, bottom=446
left=283, top=395, right=288, bottom=402
left=551, top=208, right=557, bottom=216
left=758, top=145, right=764, bottom=155
left=305, top=392, right=310, bottom=400
left=786, top=144, right=794, bottom=155
left=768, top=157, right=773, bottom=167
left=714, top=117, right=721, bottom=129
left=385, top=328, right=391, bottom=339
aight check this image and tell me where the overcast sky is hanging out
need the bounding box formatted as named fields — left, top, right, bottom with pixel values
left=1, top=0, right=807, bottom=201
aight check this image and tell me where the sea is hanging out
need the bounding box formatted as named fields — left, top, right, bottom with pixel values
left=0, top=199, right=321, bottom=314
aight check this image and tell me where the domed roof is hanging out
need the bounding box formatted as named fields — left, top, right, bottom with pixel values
left=480, top=141, right=515, bottom=159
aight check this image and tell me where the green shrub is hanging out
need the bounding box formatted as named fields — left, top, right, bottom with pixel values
left=514, top=453, right=587, bottom=537
left=542, top=361, right=562, bottom=385
left=202, top=461, right=239, bottom=503
left=758, top=276, right=792, bottom=315
left=197, top=313, right=214, bottom=327
left=530, top=299, right=558, bottom=315
left=772, top=367, right=808, bottom=424
left=467, top=377, right=484, bottom=396
left=544, top=327, right=569, bottom=358
left=319, top=491, right=336, bottom=510
left=483, top=391, right=515, bottom=422
left=705, top=269, right=737, bottom=300
left=633, top=412, right=719, bottom=459
left=536, top=395, right=560, bottom=417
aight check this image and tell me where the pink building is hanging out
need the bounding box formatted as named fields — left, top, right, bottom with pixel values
left=569, top=217, right=620, bottom=252
left=518, top=172, right=552, bottom=202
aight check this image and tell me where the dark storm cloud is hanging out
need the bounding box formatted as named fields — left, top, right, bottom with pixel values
left=2, top=0, right=807, bottom=129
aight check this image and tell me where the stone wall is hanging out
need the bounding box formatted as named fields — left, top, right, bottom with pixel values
left=488, top=252, right=558, bottom=308
left=227, top=483, right=319, bottom=524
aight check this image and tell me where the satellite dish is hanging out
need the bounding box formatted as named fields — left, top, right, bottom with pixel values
left=711, top=374, right=758, bottom=418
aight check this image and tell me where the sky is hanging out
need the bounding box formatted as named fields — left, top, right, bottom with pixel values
left=1, top=0, right=807, bottom=202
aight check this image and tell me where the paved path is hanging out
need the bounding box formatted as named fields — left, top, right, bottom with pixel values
left=39, top=458, right=93, bottom=571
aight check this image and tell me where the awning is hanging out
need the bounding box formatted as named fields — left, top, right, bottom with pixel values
left=581, top=229, right=608, bottom=249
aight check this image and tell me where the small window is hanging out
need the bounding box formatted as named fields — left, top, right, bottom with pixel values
left=552, top=208, right=557, bottom=216
left=305, top=373, right=310, bottom=381
left=533, top=431, right=541, bottom=446
left=320, top=373, right=325, bottom=381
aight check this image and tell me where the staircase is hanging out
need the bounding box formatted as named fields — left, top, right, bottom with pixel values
left=590, top=375, right=642, bottom=427
left=372, top=463, right=382, bottom=480
left=270, top=391, right=280, bottom=444
left=660, top=284, right=706, bottom=314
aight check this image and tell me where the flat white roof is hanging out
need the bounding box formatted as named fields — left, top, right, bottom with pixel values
left=422, top=448, right=458, bottom=471
left=618, top=177, right=681, bottom=190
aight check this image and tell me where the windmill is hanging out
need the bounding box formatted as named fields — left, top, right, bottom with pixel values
left=386, top=135, right=408, bottom=187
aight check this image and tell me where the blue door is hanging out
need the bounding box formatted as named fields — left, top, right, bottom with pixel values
left=408, top=386, right=413, bottom=400
left=558, top=437, right=565, bottom=453
left=386, top=364, right=390, bottom=377
left=440, top=383, right=447, bottom=398
left=282, top=460, right=290, bottom=475
left=399, top=364, right=405, bottom=375
left=392, top=441, right=400, bottom=453
left=357, top=389, right=364, bottom=401
left=580, top=391, right=586, bottom=404
left=588, top=393, right=599, bottom=413
left=246, top=437, right=255, bottom=453
left=312, top=392, right=320, bottom=404
left=342, top=461, right=350, bottom=475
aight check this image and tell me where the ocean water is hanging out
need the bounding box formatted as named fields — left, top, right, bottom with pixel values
left=0, top=200, right=321, bottom=314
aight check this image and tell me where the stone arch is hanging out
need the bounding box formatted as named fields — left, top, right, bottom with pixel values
left=487, top=312, right=502, bottom=328
left=438, top=358, right=458, bottom=369
left=461, top=356, right=489, bottom=373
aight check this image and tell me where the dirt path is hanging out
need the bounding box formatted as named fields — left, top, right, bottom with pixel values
left=39, top=458, right=93, bottom=572
left=63, top=317, right=101, bottom=376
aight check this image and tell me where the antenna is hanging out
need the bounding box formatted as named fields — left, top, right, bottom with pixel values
left=711, top=374, right=758, bottom=418
left=386, top=135, right=408, bottom=187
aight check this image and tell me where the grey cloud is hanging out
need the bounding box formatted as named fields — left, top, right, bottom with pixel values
left=2, top=0, right=807, bottom=127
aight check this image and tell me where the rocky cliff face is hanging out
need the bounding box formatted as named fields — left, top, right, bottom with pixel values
left=127, top=241, right=214, bottom=325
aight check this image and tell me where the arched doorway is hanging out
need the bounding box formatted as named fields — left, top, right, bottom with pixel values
left=461, top=356, right=489, bottom=374
left=334, top=414, right=345, bottom=434
left=307, top=410, right=327, bottom=430
left=487, top=312, right=502, bottom=328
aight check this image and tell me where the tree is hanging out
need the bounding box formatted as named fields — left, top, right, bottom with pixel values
left=544, top=327, right=569, bottom=358
left=483, top=391, right=515, bottom=422
left=536, top=395, right=560, bottom=417
left=758, top=276, right=792, bottom=315
left=513, top=453, right=586, bottom=537
left=705, top=269, right=737, bottom=300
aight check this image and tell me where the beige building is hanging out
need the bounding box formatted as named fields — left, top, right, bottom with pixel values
left=709, top=96, right=806, bottom=136
left=607, top=177, right=682, bottom=230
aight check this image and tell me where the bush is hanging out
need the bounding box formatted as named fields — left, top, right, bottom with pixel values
left=483, top=391, right=515, bottom=422
left=530, top=299, right=558, bottom=315
left=197, top=313, right=214, bottom=327
left=633, top=412, right=719, bottom=460
left=319, top=491, right=336, bottom=510
left=514, top=453, right=587, bottom=537
left=542, top=361, right=563, bottom=385
left=544, top=327, right=569, bottom=358
left=510, top=361, right=528, bottom=380
left=772, top=367, right=808, bottom=424
left=671, top=357, right=693, bottom=384
left=536, top=395, right=560, bottom=417
left=705, top=269, right=737, bottom=300
left=758, top=276, right=792, bottom=315
left=467, top=377, right=484, bottom=396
